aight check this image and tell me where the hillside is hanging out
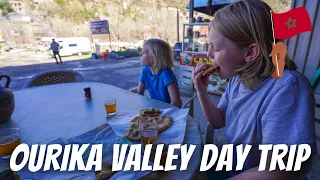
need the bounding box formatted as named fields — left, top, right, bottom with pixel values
left=27, top=0, right=190, bottom=43
left=0, top=0, right=291, bottom=46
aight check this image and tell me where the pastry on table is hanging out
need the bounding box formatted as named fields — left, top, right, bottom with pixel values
left=218, top=85, right=225, bottom=92
left=124, top=108, right=173, bottom=141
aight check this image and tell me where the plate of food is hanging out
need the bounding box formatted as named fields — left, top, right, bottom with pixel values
left=124, top=108, right=173, bottom=141
left=209, top=75, right=220, bottom=86
left=107, top=107, right=189, bottom=145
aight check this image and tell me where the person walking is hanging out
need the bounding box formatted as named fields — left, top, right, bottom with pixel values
left=50, top=39, right=63, bottom=64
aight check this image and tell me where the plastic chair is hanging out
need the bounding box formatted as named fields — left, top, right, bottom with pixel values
left=173, top=65, right=197, bottom=116
left=22, top=70, right=84, bottom=89
left=311, top=68, right=320, bottom=89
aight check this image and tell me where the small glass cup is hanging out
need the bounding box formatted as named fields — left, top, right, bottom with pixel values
left=139, top=122, right=158, bottom=147
left=0, top=128, right=21, bottom=159
left=149, top=137, right=168, bottom=166
left=104, top=97, right=116, bottom=117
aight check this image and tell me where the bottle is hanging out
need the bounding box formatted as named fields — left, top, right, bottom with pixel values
left=83, top=86, right=92, bottom=99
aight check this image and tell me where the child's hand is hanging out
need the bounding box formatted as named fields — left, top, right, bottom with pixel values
left=193, top=63, right=211, bottom=93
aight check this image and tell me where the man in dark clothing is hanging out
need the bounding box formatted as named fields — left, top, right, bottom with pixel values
left=50, top=39, right=63, bottom=64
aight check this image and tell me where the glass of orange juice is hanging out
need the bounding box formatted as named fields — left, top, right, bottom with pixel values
left=140, top=122, right=158, bottom=147
left=0, top=128, right=21, bottom=159
left=148, top=138, right=168, bottom=166
left=104, top=97, right=116, bottom=117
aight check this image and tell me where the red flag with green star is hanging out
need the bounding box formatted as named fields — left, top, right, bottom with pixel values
left=271, top=7, right=312, bottom=39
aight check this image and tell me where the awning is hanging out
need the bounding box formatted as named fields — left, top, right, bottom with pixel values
left=186, top=0, right=240, bottom=15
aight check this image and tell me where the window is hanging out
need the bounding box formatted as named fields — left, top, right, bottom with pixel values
left=69, top=44, right=77, bottom=47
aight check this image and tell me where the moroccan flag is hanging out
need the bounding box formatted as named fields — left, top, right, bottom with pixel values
left=272, top=7, right=312, bottom=39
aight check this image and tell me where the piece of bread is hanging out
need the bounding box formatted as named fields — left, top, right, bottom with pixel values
left=157, top=116, right=173, bottom=133
left=140, top=107, right=161, bottom=116
left=124, top=122, right=141, bottom=141
left=203, top=64, right=220, bottom=76
left=124, top=108, right=173, bottom=141
left=131, top=116, right=139, bottom=122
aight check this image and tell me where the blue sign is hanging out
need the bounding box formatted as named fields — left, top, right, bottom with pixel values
left=89, top=20, right=109, bottom=34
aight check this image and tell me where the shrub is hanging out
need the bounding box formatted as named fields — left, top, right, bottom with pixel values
left=55, top=0, right=67, bottom=6
left=0, top=1, right=14, bottom=16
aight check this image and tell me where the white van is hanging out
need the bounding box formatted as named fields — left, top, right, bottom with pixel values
left=49, top=37, right=91, bottom=58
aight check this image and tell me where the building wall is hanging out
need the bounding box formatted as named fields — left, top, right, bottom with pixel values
left=285, top=0, right=320, bottom=80
left=8, top=1, right=26, bottom=15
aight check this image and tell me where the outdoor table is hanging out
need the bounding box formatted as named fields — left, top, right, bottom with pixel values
left=0, top=82, right=203, bottom=179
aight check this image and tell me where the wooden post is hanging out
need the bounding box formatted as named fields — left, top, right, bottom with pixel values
left=270, top=10, right=280, bottom=77
left=90, top=32, right=96, bottom=53
left=108, top=33, right=112, bottom=50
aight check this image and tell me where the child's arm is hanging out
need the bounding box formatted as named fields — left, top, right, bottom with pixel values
left=167, top=83, right=182, bottom=108
left=197, top=90, right=226, bottom=128
left=193, top=63, right=226, bottom=128
left=137, top=82, right=145, bottom=95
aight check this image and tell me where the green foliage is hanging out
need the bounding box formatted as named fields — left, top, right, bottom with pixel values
left=60, top=1, right=96, bottom=22
left=111, top=50, right=141, bottom=58
left=0, top=1, right=14, bottom=16
left=0, top=44, right=2, bottom=54
left=102, top=9, right=109, bottom=17
left=28, top=3, right=36, bottom=11
left=78, top=0, right=86, bottom=5
left=55, top=0, right=67, bottom=6
left=123, top=8, right=133, bottom=18
left=156, top=1, right=161, bottom=11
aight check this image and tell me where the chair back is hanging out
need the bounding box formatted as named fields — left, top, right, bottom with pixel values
left=22, top=70, right=84, bottom=89
left=173, top=65, right=195, bottom=98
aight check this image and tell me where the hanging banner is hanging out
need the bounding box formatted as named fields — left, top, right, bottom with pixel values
left=179, top=52, right=212, bottom=67
left=89, top=20, right=110, bottom=34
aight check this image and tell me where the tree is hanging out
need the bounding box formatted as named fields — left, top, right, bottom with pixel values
left=0, top=1, right=14, bottom=16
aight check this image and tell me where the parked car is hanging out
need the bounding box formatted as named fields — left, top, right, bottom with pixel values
left=9, top=48, right=21, bottom=54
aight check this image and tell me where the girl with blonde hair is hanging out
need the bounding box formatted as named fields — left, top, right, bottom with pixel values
left=137, top=38, right=181, bottom=108
left=193, top=0, right=316, bottom=179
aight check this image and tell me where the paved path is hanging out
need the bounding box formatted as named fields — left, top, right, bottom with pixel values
left=0, top=52, right=142, bottom=91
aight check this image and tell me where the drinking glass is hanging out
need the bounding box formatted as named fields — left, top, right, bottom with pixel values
left=139, top=122, right=158, bottom=147
left=148, top=137, right=168, bottom=166
left=104, top=97, right=116, bottom=117
left=0, top=128, right=21, bottom=159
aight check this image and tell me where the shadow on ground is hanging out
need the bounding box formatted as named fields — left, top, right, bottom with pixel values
left=0, top=57, right=142, bottom=91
